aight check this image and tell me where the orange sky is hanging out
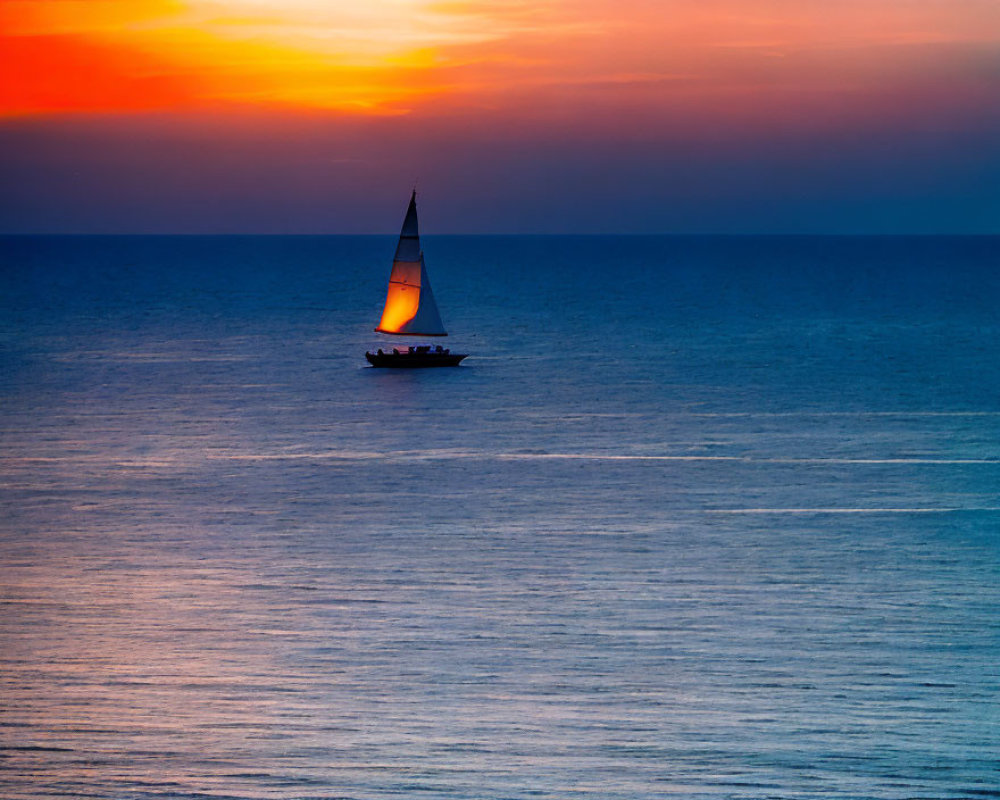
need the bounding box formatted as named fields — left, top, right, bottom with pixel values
left=2, top=0, right=998, bottom=118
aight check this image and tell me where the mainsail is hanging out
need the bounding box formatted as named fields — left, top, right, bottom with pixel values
left=375, top=191, right=447, bottom=336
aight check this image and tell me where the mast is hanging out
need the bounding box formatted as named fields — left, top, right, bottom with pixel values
left=375, top=191, right=447, bottom=336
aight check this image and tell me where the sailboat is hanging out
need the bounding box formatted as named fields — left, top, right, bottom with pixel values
left=366, top=191, right=468, bottom=367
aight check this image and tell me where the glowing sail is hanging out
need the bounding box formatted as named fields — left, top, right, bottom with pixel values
left=375, top=191, right=447, bottom=336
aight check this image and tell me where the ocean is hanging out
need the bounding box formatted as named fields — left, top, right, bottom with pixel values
left=1, top=234, right=998, bottom=799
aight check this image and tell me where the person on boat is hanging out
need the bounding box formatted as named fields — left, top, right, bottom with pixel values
left=377, top=349, right=384, bottom=356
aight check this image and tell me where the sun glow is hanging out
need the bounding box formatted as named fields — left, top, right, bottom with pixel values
left=1, top=0, right=997, bottom=117
left=0, top=0, right=499, bottom=115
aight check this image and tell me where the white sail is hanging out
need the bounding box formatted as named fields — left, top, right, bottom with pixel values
left=376, top=191, right=447, bottom=336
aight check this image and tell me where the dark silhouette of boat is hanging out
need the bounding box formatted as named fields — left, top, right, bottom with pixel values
left=365, top=191, right=468, bottom=368
left=365, top=345, right=468, bottom=368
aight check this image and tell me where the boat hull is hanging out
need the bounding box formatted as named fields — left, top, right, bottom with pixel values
left=365, top=351, right=468, bottom=368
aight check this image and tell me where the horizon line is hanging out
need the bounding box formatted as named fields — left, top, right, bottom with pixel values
left=2, top=231, right=998, bottom=238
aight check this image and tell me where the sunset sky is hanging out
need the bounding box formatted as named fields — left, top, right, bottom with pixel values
left=1, top=0, right=998, bottom=232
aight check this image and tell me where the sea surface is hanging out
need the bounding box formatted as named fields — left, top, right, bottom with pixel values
left=1, top=235, right=998, bottom=799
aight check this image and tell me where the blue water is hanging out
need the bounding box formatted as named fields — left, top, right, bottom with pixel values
left=1, top=235, right=998, bottom=799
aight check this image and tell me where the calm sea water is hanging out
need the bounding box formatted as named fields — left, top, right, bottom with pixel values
left=1, top=235, right=998, bottom=799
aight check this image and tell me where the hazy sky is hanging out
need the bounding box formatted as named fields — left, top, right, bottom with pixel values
left=1, top=0, right=998, bottom=233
